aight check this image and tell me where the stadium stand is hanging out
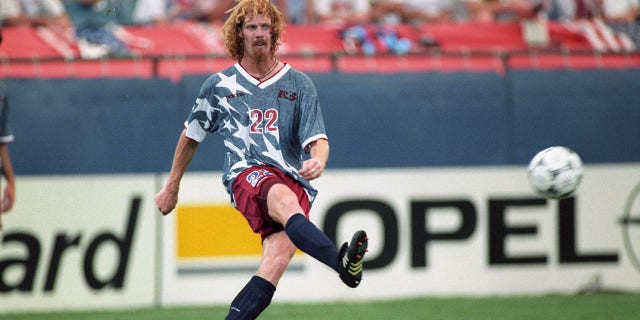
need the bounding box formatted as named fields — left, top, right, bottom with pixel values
left=0, top=20, right=639, bottom=79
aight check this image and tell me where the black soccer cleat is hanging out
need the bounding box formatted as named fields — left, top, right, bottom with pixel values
left=338, top=230, right=368, bottom=288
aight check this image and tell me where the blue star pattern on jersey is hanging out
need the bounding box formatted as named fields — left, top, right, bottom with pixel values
left=185, top=63, right=328, bottom=204
left=216, top=73, right=251, bottom=95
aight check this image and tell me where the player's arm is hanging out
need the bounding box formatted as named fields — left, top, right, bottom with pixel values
left=299, top=138, right=329, bottom=181
left=0, top=143, right=15, bottom=213
left=155, top=129, right=199, bottom=215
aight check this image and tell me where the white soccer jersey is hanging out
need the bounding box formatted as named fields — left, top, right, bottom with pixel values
left=185, top=63, right=328, bottom=202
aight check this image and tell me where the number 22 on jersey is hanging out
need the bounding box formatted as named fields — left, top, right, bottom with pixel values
left=250, top=109, right=278, bottom=133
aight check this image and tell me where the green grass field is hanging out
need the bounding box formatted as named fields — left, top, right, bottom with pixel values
left=2, top=293, right=639, bottom=320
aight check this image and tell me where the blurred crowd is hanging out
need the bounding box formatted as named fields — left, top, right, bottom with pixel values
left=0, top=0, right=638, bottom=56
left=1, top=1, right=638, bottom=27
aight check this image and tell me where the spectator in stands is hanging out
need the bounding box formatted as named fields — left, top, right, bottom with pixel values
left=465, top=0, right=544, bottom=22
left=370, top=0, right=455, bottom=24
left=313, top=0, right=372, bottom=25
left=594, top=0, right=640, bottom=47
left=0, top=29, right=17, bottom=231
left=64, top=0, right=129, bottom=57
left=286, top=0, right=313, bottom=24
left=544, top=0, right=597, bottom=21
left=65, top=0, right=132, bottom=26
left=129, top=0, right=178, bottom=25
left=595, top=0, right=638, bottom=24
left=0, top=0, right=74, bottom=34
left=168, top=0, right=289, bottom=24
left=169, top=0, right=236, bottom=23
left=406, top=0, right=456, bottom=23
left=545, top=0, right=636, bottom=52
left=369, top=0, right=404, bottom=24
left=64, top=0, right=153, bottom=58
left=274, top=0, right=294, bottom=24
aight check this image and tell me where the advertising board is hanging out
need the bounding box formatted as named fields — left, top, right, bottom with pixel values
left=159, top=165, right=640, bottom=305
left=0, top=175, right=157, bottom=312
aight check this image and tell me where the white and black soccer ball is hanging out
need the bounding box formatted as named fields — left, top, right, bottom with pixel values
left=527, top=146, right=583, bottom=199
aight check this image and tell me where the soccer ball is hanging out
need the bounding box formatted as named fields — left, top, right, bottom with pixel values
left=527, top=146, right=583, bottom=199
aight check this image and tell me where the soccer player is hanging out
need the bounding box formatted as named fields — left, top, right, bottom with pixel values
left=0, top=28, right=17, bottom=230
left=154, top=0, right=368, bottom=318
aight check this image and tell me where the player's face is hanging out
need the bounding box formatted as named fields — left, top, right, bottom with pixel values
left=239, top=14, right=273, bottom=59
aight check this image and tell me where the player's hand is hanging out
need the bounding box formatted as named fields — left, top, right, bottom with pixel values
left=1, top=183, right=15, bottom=213
left=155, top=187, right=178, bottom=215
left=299, top=158, right=325, bottom=181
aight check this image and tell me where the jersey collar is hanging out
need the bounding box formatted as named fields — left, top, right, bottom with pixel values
left=235, top=63, right=290, bottom=88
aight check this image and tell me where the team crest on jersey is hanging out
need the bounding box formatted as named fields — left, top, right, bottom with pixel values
left=246, top=169, right=274, bottom=188
left=278, top=90, right=297, bottom=102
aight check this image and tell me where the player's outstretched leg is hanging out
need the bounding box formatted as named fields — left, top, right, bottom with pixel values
left=284, top=214, right=369, bottom=287
left=284, top=213, right=342, bottom=269
left=338, top=230, right=368, bottom=288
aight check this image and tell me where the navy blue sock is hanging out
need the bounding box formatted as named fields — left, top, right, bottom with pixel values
left=285, top=213, right=340, bottom=272
left=226, top=276, right=275, bottom=320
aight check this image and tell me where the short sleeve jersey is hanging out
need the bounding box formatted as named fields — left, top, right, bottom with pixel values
left=185, top=63, right=328, bottom=203
left=0, top=84, right=15, bottom=144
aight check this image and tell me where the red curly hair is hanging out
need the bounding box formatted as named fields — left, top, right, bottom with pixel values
left=222, top=0, right=285, bottom=61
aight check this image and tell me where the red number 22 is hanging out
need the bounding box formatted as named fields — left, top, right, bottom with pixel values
left=250, top=109, right=278, bottom=133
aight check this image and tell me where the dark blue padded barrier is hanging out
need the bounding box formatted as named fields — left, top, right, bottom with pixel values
left=5, top=69, right=639, bottom=175
left=509, top=69, right=640, bottom=164
left=7, top=78, right=188, bottom=174
left=312, top=72, right=509, bottom=168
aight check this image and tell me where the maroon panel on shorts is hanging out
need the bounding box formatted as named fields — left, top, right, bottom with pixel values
left=232, top=165, right=311, bottom=240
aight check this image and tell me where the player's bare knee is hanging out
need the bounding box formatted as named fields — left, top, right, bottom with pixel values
left=269, top=196, right=303, bottom=225
left=269, top=184, right=301, bottom=209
